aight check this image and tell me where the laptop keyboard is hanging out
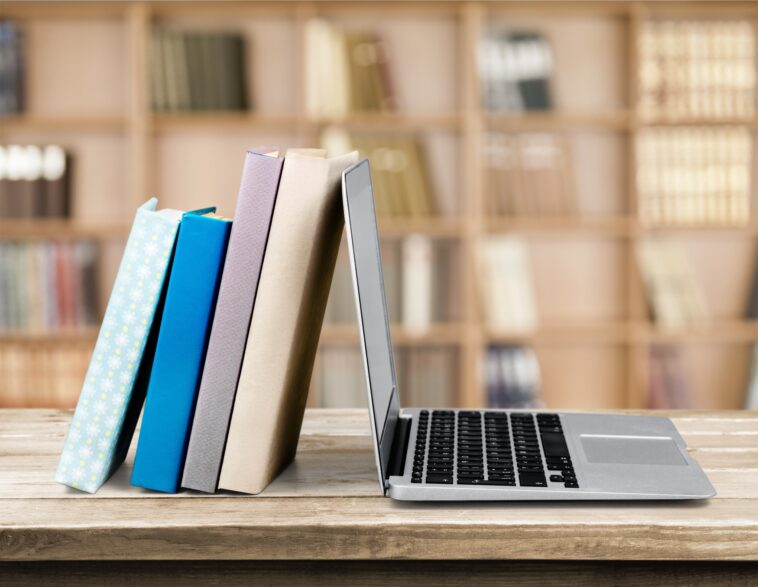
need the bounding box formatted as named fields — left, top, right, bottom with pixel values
left=411, top=410, right=578, bottom=489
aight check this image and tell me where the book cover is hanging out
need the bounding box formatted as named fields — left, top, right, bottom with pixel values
left=55, top=198, right=181, bottom=493
left=131, top=211, right=231, bottom=493
left=181, top=149, right=283, bottom=493
left=218, top=148, right=358, bottom=495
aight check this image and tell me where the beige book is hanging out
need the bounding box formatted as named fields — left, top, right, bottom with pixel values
left=218, top=149, right=358, bottom=494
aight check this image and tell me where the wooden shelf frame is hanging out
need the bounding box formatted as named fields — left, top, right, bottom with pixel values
left=1, top=0, right=757, bottom=411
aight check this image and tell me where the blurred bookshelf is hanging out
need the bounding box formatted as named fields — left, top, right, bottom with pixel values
left=1, top=1, right=757, bottom=412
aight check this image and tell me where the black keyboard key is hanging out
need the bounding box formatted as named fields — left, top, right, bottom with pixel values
left=426, top=475, right=453, bottom=484
left=519, top=472, right=547, bottom=487
left=549, top=474, right=564, bottom=482
left=540, top=432, right=570, bottom=458
left=565, top=481, right=579, bottom=488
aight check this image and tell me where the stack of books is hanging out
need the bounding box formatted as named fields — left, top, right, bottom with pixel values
left=636, top=237, right=709, bottom=331
left=478, top=31, right=554, bottom=112
left=0, top=342, right=91, bottom=408
left=477, top=235, right=538, bottom=334
left=322, top=128, right=436, bottom=218
left=636, top=127, right=752, bottom=226
left=305, top=19, right=395, bottom=117
left=0, top=241, right=98, bottom=332
left=0, top=144, right=71, bottom=218
left=0, top=20, right=23, bottom=115
left=484, top=345, right=542, bottom=409
left=325, top=237, right=460, bottom=330
left=484, top=132, right=576, bottom=217
left=150, top=28, right=248, bottom=112
left=638, top=20, right=756, bottom=120
left=56, top=148, right=358, bottom=495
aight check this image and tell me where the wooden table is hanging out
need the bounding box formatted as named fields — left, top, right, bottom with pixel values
left=1, top=409, right=758, bottom=586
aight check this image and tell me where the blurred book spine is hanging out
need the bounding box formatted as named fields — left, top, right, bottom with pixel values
left=636, top=127, right=752, bottom=226
left=400, top=347, right=457, bottom=408
left=314, top=347, right=367, bottom=408
left=478, top=31, right=554, bottom=112
left=485, top=345, right=541, bottom=409
left=0, top=240, right=98, bottom=332
left=485, top=132, right=576, bottom=217
left=305, top=18, right=395, bottom=118
left=477, top=235, right=538, bottom=334
left=636, top=237, right=709, bottom=331
left=638, top=20, right=755, bottom=120
left=0, top=20, right=23, bottom=115
left=150, top=27, right=248, bottom=112
left=0, top=145, right=72, bottom=219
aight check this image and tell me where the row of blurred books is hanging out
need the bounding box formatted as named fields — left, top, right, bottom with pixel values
left=0, top=241, right=98, bottom=332
left=0, top=145, right=71, bottom=219
left=638, top=20, right=755, bottom=120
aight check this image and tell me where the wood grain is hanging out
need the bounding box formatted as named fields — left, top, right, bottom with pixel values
left=1, top=409, right=758, bottom=563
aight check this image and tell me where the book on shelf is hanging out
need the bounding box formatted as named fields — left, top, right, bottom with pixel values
left=182, top=148, right=283, bottom=494
left=0, top=20, right=23, bottom=115
left=131, top=210, right=232, bottom=494
left=485, top=345, right=541, bottom=409
left=0, top=342, right=91, bottom=409
left=305, top=18, right=395, bottom=118
left=56, top=198, right=182, bottom=493
left=325, top=236, right=460, bottom=328
left=484, top=132, right=576, bottom=217
left=150, top=27, right=248, bottom=113
left=636, top=126, right=752, bottom=226
left=218, top=149, right=358, bottom=495
left=477, top=235, right=538, bottom=334
left=321, top=128, right=438, bottom=219
left=0, top=144, right=72, bottom=219
left=0, top=240, right=97, bottom=332
left=638, top=20, right=755, bottom=120
left=478, top=30, right=554, bottom=112
left=399, top=347, right=458, bottom=408
left=636, top=237, right=709, bottom=331
left=313, top=347, right=368, bottom=408
left=648, top=345, right=692, bottom=409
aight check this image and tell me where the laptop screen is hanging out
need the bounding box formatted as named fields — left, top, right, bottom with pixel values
left=342, top=159, right=400, bottom=488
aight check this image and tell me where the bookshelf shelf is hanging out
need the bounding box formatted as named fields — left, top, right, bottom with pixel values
left=486, top=111, right=631, bottom=132
left=487, top=216, right=634, bottom=238
left=151, top=112, right=300, bottom=132
left=320, top=324, right=464, bottom=346
left=636, top=220, right=758, bottom=237
left=0, top=115, right=126, bottom=134
left=0, top=328, right=99, bottom=345
left=637, top=116, right=758, bottom=129
left=636, top=321, right=758, bottom=344
left=0, top=220, right=129, bottom=241
left=306, top=112, right=462, bottom=132
left=487, top=322, right=632, bottom=345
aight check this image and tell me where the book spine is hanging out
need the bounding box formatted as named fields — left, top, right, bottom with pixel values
left=181, top=150, right=283, bottom=493
left=55, top=199, right=180, bottom=493
left=132, top=213, right=231, bottom=493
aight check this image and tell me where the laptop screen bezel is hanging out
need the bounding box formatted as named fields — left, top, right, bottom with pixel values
left=342, top=159, right=400, bottom=494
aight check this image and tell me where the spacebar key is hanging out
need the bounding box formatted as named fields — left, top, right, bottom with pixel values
left=425, top=475, right=453, bottom=484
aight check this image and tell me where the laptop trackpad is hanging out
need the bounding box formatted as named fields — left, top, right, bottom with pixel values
left=580, top=435, right=687, bottom=466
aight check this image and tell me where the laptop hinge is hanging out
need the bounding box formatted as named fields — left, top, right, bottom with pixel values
left=386, top=415, right=411, bottom=481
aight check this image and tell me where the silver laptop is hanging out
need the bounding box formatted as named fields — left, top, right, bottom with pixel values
left=342, top=159, right=715, bottom=501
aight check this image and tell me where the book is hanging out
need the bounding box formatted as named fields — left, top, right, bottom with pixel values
left=55, top=198, right=182, bottom=493
left=402, top=234, right=433, bottom=335
left=181, top=149, right=283, bottom=493
left=477, top=236, right=538, bottom=334
left=638, top=20, right=755, bottom=120
left=131, top=210, right=231, bottom=493
left=636, top=127, right=752, bottom=226
left=0, top=144, right=71, bottom=219
left=399, top=347, right=457, bottom=407
left=218, top=148, right=358, bottom=495
left=478, top=31, right=554, bottom=112
left=150, top=27, right=248, bottom=112
left=485, top=345, right=541, bottom=409
left=0, top=20, right=24, bottom=115
left=637, top=238, right=709, bottom=330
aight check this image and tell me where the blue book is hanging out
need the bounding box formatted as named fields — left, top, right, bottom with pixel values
left=56, top=199, right=182, bottom=493
left=131, top=211, right=232, bottom=493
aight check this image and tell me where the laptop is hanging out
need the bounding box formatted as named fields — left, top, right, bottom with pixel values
left=341, top=158, right=716, bottom=501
